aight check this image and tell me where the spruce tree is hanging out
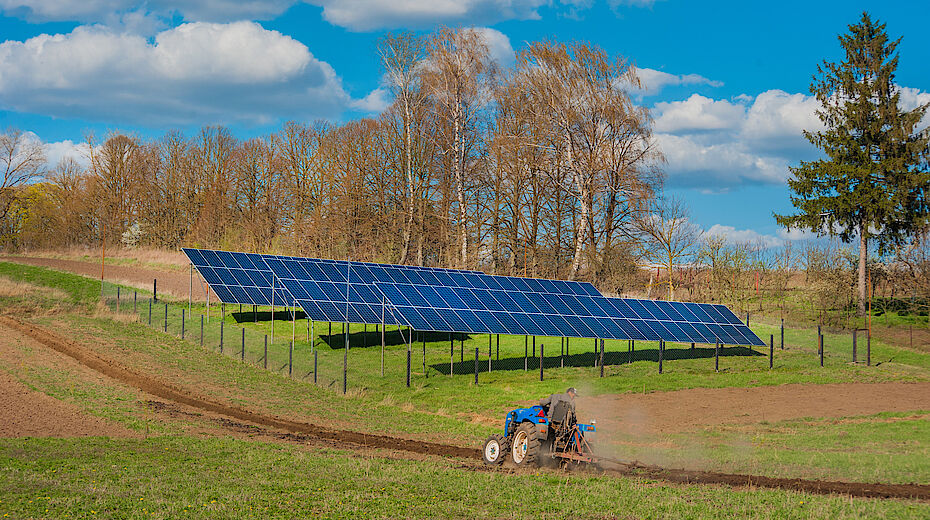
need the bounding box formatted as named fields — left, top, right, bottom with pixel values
left=775, top=12, right=930, bottom=315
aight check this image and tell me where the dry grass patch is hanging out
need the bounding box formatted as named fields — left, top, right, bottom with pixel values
left=0, top=277, right=69, bottom=301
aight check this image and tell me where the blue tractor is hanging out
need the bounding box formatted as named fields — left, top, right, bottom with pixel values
left=482, top=400, right=597, bottom=467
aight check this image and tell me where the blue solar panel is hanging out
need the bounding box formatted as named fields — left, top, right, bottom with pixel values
left=183, top=248, right=288, bottom=306
left=603, top=298, right=765, bottom=346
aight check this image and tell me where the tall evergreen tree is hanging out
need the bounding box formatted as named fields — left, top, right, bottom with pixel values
left=775, top=12, right=930, bottom=315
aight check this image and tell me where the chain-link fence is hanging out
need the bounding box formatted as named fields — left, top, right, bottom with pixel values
left=101, top=282, right=875, bottom=393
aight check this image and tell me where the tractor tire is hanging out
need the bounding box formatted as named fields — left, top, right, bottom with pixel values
left=482, top=434, right=508, bottom=465
left=511, top=422, right=542, bottom=467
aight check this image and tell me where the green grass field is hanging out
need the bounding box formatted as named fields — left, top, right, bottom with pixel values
left=1, top=261, right=929, bottom=518
left=2, top=436, right=928, bottom=520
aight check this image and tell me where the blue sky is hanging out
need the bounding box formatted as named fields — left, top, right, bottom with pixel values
left=1, top=0, right=928, bottom=247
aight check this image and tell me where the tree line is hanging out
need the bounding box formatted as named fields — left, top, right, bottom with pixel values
left=0, top=30, right=664, bottom=290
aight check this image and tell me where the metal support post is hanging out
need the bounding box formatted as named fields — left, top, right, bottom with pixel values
left=780, top=318, right=784, bottom=349
left=200, top=315, right=204, bottom=346
left=599, top=339, right=605, bottom=377
left=474, top=347, right=478, bottom=385
left=289, top=341, right=293, bottom=377
left=181, top=309, right=185, bottom=339
left=819, top=334, right=824, bottom=367
left=164, top=302, right=168, bottom=332
left=488, top=334, right=492, bottom=373
left=539, top=344, right=544, bottom=382
left=769, top=334, right=774, bottom=369
left=852, top=330, right=857, bottom=363
left=524, top=336, right=528, bottom=371
left=715, top=339, right=720, bottom=372
left=658, top=339, right=663, bottom=374
left=263, top=335, right=268, bottom=369
left=450, top=333, right=454, bottom=376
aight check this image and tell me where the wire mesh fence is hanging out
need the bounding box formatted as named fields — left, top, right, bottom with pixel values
left=101, top=282, right=875, bottom=393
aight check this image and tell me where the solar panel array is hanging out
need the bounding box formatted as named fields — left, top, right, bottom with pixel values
left=373, top=281, right=764, bottom=345
left=183, top=248, right=279, bottom=306
left=184, top=248, right=764, bottom=346
left=262, top=255, right=486, bottom=325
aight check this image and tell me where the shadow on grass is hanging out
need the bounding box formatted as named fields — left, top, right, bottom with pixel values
left=429, top=345, right=765, bottom=375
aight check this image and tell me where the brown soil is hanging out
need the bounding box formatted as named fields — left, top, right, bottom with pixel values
left=0, top=256, right=204, bottom=301
left=582, top=381, right=930, bottom=437
left=2, top=316, right=928, bottom=500
left=0, top=369, right=135, bottom=438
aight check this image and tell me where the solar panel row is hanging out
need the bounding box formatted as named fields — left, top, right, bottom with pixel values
left=375, top=282, right=763, bottom=346
left=182, top=248, right=765, bottom=346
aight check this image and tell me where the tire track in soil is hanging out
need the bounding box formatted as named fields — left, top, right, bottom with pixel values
left=4, top=315, right=928, bottom=501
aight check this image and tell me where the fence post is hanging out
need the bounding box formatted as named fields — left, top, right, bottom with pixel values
left=450, top=333, right=454, bottom=376
left=539, top=344, right=544, bottom=382
left=200, top=315, right=204, bottom=346
left=488, top=334, right=492, bottom=373
left=241, top=328, right=245, bottom=361
left=658, top=339, right=663, bottom=374
left=852, top=329, right=857, bottom=363
left=566, top=337, right=570, bottom=355
left=496, top=334, right=500, bottom=360
left=220, top=322, right=224, bottom=353
left=460, top=335, right=464, bottom=363
left=134, top=290, right=137, bottom=314
left=561, top=339, right=564, bottom=368
left=746, top=312, right=749, bottom=326
left=263, top=335, right=268, bottom=370
left=164, top=303, right=168, bottom=332
left=153, top=278, right=157, bottom=302
left=423, top=334, right=427, bottom=379
left=599, top=339, right=605, bottom=377
left=181, top=309, right=185, bottom=339
left=769, top=334, right=774, bottom=369
left=116, top=286, right=120, bottom=312
left=631, top=340, right=635, bottom=362
left=524, top=336, right=528, bottom=371
left=715, top=339, right=720, bottom=372
left=313, top=349, right=318, bottom=384
left=819, top=334, right=824, bottom=367
left=474, top=347, right=479, bottom=385
left=289, top=341, right=293, bottom=377
left=867, top=332, right=871, bottom=366
left=343, top=337, right=347, bottom=395
left=407, top=348, right=412, bottom=388
left=780, top=318, right=785, bottom=349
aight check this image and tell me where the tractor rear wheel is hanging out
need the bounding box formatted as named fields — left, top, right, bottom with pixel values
left=482, top=434, right=508, bottom=465
left=511, top=423, right=541, bottom=467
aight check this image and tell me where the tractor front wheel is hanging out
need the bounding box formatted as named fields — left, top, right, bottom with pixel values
left=511, top=423, right=541, bottom=467
left=482, top=434, right=508, bottom=465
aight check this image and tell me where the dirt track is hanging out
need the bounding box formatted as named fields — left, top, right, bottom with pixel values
left=583, top=381, right=930, bottom=436
left=2, top=316, right=928, bottom=500
left=0, top=370, right=136, bottom=438
left=0, top=256, right=204, bottom=301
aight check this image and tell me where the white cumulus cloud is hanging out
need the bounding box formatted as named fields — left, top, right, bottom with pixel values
left=0, top=22, right=353, bottom=125
left=703, top=224, right=782, bottom=248
left=635, top=68, right=722, bottom=96
left=309, top=0, right=546, bottom=31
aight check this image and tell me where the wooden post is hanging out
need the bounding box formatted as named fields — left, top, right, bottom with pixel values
left=819, top=334, right=824, bottom=367
left=381, top=299, right=385, bottom=377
